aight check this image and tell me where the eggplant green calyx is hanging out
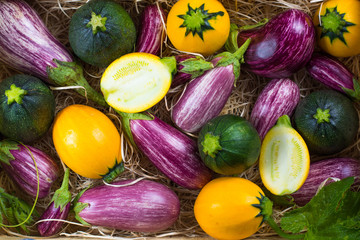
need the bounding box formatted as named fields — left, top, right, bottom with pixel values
left=313, top=108, right=331, bottom=123
left=201, top=133, right=222, bottom=158
left=0, top=140, right=19, bottom=165
left=215, top=38, right=251, bottom=83
left=160, top=56, right=177, bottom=77
left=0, top=188, right=39, bottom=233
left=47, top=59, right=108, bottom=107
left=73, top=188, right=91, bottom=226
left=342, top=78, right=360, bottom=101
left=178, top=3, right=224, bottom=41
left=101, top=159, right=124, bottom=183
left=5, top=84, right=27, bottom=105
left=179, top=57, right=214, bottom=78
left=319, top=6, right=355, bottom=45
left=52, top=168, right=71, bottom=211
left=87, top=12, right=107, bottom=35
left=115, top=110, right=153, bottom=146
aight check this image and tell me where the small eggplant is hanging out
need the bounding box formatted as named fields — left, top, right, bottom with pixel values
left=136, top=4, right=166, bottom=55
left=0, top=0, right=107, bottom=106
left=172, top=54, right=214, bottom=88
left=306, top=52, right=360, bottom=101
left=291, top=158, right=360, bottom=206
left=171, top=39, right=251, bottom=133
left=74, top=179, right=180, bottom=232
left=117, top=112, right=212, bottom=190
left=250, top=78, right=300, bottom=139
left=0, top=140, right=59, bottom=198
left=37, top=168, right=71, bottom=237
left=227, top=9, right=316, bottom=78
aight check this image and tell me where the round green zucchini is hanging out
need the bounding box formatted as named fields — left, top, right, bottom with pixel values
left=198, top=114, right=261, bottom=175
left=294, top=89, right=359, bottom=155
left=68, top=0, right=136, bottom=68
left=0, top=74, right=55, bottom=143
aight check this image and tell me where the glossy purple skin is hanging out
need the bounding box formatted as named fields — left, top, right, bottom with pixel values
left=37, top=202, right=71, bottom=237
left=238, top=9, right=316, bottom=78
left=250, top=78, right=300, bottom=139
left=0, top=0, right=73, bottom=83
left=292, top=158, right=360, bottom=206
left=77, top=179, right=180, bottom=232
left=306, top=53, right=354, bottom=92
left=1, top=145, right=59, bottom=198
left=136, top=4, right=166, bottom=55
left=130, top=116, right=212, bottom=189
left=172, top=58, right=234, bottom=133
left=172, top=54, right=196, bottom=87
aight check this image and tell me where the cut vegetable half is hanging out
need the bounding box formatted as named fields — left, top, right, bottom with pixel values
left=259, top=115, right=310, bottom=196
left=101, top=52, right=174, bottom=113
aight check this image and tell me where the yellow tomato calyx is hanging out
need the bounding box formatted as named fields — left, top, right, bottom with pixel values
left=178, top=3, right=225, bottom=40
left=101, top=159, right=124, bottom=183
left=319, top=6, right=355, bottom=45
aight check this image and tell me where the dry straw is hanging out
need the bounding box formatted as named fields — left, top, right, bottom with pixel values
left=1, top=0, right=360, bottom=239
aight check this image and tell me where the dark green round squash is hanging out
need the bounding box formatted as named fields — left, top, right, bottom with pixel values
left=0, top=75, right=55, bottom=143
left=294, top=89, right=359, bottom=155
left=197, top=114, right=261, bottom=175
left=68, top=0, right=136, bottom=68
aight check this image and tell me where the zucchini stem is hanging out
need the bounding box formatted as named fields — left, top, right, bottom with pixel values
left=5, top=84, right=27, bottom=105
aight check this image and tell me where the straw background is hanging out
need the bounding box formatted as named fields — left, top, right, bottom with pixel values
left=1, top=0, right=360, bottom=239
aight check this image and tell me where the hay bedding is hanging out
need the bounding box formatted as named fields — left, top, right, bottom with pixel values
left=0, top=0, right=360, bottom=239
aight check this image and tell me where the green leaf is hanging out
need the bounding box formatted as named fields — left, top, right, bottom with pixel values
left=280, top=177, right=360, bottom=239
left=0, top=140, right=20, bottom=165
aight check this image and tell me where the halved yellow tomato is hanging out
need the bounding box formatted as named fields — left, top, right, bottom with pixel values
left=194, top=177, right=265, bottom=240
left=101, top=52, right=173, bottom=113
left=166, top=0, right=230, bottom=56
left=52, top=104, right=123, bottom=182
left=313, top=0, right=360, bottom=57
left=259, top=115, right=310, bottom=196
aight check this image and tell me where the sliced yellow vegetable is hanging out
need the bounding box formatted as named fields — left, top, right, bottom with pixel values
left=259, top=115, right=310, bottom=196
left=100, top=52, right=174, bottom=113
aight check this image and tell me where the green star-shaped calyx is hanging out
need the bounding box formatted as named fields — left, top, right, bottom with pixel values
left=319, top=6, right=356, bottom=45
left=177, top=3, right=224, bottom=41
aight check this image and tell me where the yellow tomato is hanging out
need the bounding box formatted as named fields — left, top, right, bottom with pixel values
left=313, top=0, right=360, bottom=57
left=194, top=177, right=265, bottom=240
left=52, top=104, right=123, bottom=181
left=166, top=0, right=230, bottom=56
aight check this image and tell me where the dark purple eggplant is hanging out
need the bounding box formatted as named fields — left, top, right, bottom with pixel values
left=74, top=179, right=180, bottom=232
left=227, top=9, right=316, bottom=78
left=117, top=111, right=212, bottom=189
left=292, top=158, right=360, bottom=206
left=37, top=168, right=71, bottom=237
left=0, top=140, right=59, bottom=198
left=171, top=39, right=251, bottom=133
left=306, top=52, right=360, bottom=100
left=0, top=0, right=107, bottom=106
left=250, top=78, right=300, bottom=139
left=136, top=4, right=166, bottom=55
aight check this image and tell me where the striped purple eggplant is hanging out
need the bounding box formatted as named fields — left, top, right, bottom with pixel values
left=38, top=168, right=71, bottom=237
left=74, top=179, right=180, bottom=232
left=250, top=78, right=300, bottom=139
left=227, top=9, right=316, bottom=78
left=117, top=111, right=212, bottom=189
left=291, top=158, right=360, bottom=206
left=0, top=0, right=107, bottom=107
left=0, top=140, right=59, bottom=198
left=136, top=4, right=166, bottom=55
left=306, top=53, right=360, bottom=100
left=171, top=39, right=251, bottom=133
